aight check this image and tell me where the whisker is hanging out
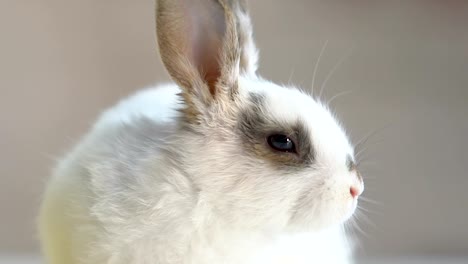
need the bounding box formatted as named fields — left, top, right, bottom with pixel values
left=356, top=150, right=374, bottom=166
left=287, top=68, right=295, bottom=86
left=354, top=129, right=380, bottom=155
left=355, top=209, right=376, bottom=228
left=343, top=222, right=359, bottom=245
left=355, top=141, right=387, bottom=167
left=354, top=127, right=388, bottom=166
left=359, top=173, right=378, bottom=180
left=318, top=46, right=355, bottom=100
left=359, top=196, right=382, bottom=205
left=311, top=40, right=328, bottom=98
left=356, top=139, right=386, bottom=158
left=357, top=204, right=381, bottom=216
left=356, top=205, right=372, bottom=214
left=356, top=159, right=380, bottom=168
left=348, top=215, right=369, bottom=238
left=354, top=121, right=395, bottom=156
left=327, top=90, right=353, bottom=106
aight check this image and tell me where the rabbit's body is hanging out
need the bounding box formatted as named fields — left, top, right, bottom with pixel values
left=40, top=82, right=352, bottom=264
left=40, top=0, right=364, bottom=263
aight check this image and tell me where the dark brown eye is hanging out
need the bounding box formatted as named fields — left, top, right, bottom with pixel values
left=267, top=134, right=296, bottom=153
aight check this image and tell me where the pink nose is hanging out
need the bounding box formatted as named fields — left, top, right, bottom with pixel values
left=350, top=185, right=363, bottom=198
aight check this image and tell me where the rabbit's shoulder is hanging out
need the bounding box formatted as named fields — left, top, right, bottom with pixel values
left=77, top=82, right=183, bottom=195
left=95, top=83, right=181, bottom=130
left=75, top=83, right=182, bottom=167
left=67, top=83, right=182, bottom=179
left=56, top=83, right=184, bottom=215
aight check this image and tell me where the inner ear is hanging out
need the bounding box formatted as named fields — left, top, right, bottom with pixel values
left=199, top=53, right=221, bottom=96
left=188, top=0, right=226, bottom=96
left=157, top=0, right=230, bottom=99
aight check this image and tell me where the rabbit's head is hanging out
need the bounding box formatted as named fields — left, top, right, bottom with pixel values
left=156, top=0, right=363, bottom=231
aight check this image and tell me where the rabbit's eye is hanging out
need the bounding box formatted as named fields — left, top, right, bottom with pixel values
left=267, top=134, right=297, bottom=153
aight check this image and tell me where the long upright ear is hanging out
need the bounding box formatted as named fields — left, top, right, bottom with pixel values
left=156, top=0, right=258, bottom=119
left=234, top=0, right=259, bottom=76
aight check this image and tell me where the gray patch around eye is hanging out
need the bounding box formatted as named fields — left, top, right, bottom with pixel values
left=294, top=121, right=315, bottom=163
left=237, top=92, right=315, bottom=168
left=238, top=92, right=268, bottom=140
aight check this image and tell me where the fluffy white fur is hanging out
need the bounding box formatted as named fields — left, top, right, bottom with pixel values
left=39, top=1, right=363, bottom=263
left=39, top=81, right=359, bottom=264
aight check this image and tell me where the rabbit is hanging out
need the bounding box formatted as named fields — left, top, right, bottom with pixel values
left=38, top=0, right=364, bottom=263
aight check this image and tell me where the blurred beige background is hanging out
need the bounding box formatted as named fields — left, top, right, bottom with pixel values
left=1, top=0, right=468, bottom=262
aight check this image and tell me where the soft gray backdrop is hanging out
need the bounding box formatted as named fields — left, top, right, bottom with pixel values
left=1, top=0, right=467, bottom=261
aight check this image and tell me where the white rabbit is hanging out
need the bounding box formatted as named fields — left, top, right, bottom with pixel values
left=39, top=0, right=364, bottom=263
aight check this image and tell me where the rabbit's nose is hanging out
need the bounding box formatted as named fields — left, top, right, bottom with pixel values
left=350, top=183, right=363, bottom=198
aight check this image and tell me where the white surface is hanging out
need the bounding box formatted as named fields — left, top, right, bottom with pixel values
left=1, top=255, right=467, bottom=264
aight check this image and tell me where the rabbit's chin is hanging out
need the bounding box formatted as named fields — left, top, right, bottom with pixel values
left=286, top=198, right=359, bottom=232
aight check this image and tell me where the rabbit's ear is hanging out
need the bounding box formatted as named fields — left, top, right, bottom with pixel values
left=234, top=0, right=259, bottom=76
left=156, top=0, right=258, bottom=120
